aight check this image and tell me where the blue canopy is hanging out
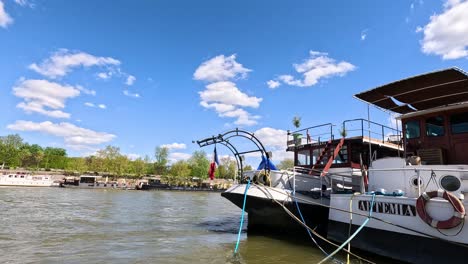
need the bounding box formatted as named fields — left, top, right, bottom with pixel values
left=257, top=155, right=278, bottom=170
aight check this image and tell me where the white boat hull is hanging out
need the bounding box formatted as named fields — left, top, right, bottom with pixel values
left=222, top=183, right=330, bottom=237
left=328, top=194, right=468, bottom=263
left=0, top=175, right=60, bottom=187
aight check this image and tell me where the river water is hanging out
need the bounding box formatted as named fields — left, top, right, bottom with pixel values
left=0, top=187, right=388, bottom=264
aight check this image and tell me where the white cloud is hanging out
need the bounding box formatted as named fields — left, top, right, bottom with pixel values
left=14, top=0, right=32, bottom=7
left=84, top=102, right=106, bottom=109
left=0, top=1, right=13, bottom=28
left=193, top=54, right=251, bottom=82
left=7, top=120, right=116, bottom=150
left=267, top=80, right=281, bottom=89
left=254, top=127, right=288, bottom=149
left=246, top=127, right=294, bottom=162
left=218, top=108, right=260, bottom=126
left=272, top=51, right=356, bottom=88
left=361, top=29, right=368, bottom=41
left=123, top=90, right=140, bottom=98
left=419, top=0, right=468, bottom=59
left=199, top=102, right=236, bottom=113
left=168, top=152, right=192, bottom=163
left=29, top=49, right=121, bottom=79
left=13, top=79, right=80, bottom=118
left=444, top=0, right=461, bottom=8
left=97, top=72, right=112, bottom=80
left=161, top=143, right=187, bottom=150
left=77, top=85, right=96, bottom=96
left=126, top=75, right=136, bottom=85
left=198, top=81, right=262, bottom=125
left=415, top=26, right=423, bottom=33
left=200, top=81, right=262, bottom=108
left=195, top=55, right=261, bottom=126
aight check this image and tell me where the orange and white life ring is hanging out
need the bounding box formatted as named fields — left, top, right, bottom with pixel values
left=416, top=189, right=465, bottom=229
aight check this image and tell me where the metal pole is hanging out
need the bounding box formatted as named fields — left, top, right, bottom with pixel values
left=368, top=105, right=372, bottom=167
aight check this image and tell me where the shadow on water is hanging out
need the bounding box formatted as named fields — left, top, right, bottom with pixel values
left=197, top=216, right=247, bottom=234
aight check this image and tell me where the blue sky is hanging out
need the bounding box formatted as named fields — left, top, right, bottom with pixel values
left=1, top=0, right=468, bottom=165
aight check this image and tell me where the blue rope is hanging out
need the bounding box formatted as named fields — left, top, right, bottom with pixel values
left=234, top=180, right=250, bottom=255
left=318, top=194, right=376, bottom=264
left=293, top=192, right=330, bottom=257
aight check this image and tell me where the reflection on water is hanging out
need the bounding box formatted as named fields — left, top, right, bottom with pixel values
left=0, top=187, right=387, bottom=264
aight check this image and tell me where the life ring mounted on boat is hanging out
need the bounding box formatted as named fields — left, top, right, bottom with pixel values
left=416, top=189, right=466, bottom=229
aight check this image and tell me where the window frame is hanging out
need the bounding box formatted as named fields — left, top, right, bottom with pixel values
left=425, top=116, right=445, bottom=137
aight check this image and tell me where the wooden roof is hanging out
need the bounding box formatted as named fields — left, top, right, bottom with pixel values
left=354, top=68, right=468, bottom=114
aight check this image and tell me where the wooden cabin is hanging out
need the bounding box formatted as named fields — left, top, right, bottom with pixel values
left=288, top=67, right=468, bottom=170
left=354, top=67, right=468, bottom=165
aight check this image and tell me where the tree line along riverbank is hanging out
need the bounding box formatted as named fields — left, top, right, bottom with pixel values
left=0, top=134, right=293, bottom=185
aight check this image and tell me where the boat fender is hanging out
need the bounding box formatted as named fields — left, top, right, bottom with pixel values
left=416, top=189, right=466, bottom=229
left=374, top=188, right=386, bottom=195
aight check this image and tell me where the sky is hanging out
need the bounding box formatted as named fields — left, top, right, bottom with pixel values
left=1, top=0, right=468, bottom=166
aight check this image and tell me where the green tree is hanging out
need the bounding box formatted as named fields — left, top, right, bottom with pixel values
left=154, top=146, right=169, bottom=175
left=169, top=160, right=191, bottom=185
left=97, top=145, right=122, bottom=174
left=132, top=157, right=146, bottom=176
left=20, top=144, right=44, bottom=169
left=243, top=164, right=253, bottom=171
left=0, top=134, right=24, bottom=168
left=216, top=156, right=237, bottom=179
left=143, top=155, right=154, bottom=174
left=42, top=147, right=67, bottom=169
left=66, top=157, right=87, bottom=173
left=188, top=150, right=209, bottom=179
left=277, top=158, right=294, bottom=170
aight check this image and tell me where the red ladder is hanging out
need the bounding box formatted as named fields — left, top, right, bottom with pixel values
left=320, top=137, right=345, bottom=177
left=309, top=138, right=345, bottom=175
left=311, top=140, right=332, bottom=172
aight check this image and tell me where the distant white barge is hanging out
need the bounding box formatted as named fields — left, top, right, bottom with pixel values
left=0, top=172, right=62, bottom=187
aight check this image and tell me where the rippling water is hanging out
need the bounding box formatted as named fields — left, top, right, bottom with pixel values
left=0, top=187, right=387, bottom=264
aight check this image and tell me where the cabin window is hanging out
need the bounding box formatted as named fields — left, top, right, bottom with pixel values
left=425, top=116, right=445, bottom=137
left=333, top=145, right=348, bottom=164
left=440, top=175, right=461, bottom=192
left=297, top=149, right=311, bottom=166
left=450, top=112, right=468, bottom=134
left=405, top=120, right=420, bottom=139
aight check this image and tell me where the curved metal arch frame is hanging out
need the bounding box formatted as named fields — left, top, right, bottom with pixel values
left=195, top=128, right=272, bottom=179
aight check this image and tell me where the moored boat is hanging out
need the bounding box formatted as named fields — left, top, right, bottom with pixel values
left=328, top=67, right=468, bottom=263
left=63, top=175, right=129, bottom=189
left=198, top=123, right=402, bottom=238
left=0, top=172, right=62, bottom=187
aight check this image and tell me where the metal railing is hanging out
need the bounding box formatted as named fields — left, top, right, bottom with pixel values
left=342, top=119, right=402, bottom=144
left=287, top=123, right=334, bottom=147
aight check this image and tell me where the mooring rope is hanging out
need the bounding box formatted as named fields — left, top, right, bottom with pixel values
left=234, top=179, right=251, bottom=255
left=254, top=183, right=375, bottom=264
left=263, top=184, right=468, bottom=249
left=318, top=194, right=376, bottom=264
left=293, top=191, right=331, bottom=257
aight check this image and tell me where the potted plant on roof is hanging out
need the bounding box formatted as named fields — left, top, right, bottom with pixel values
left=292, top=116, right=302, bottom=146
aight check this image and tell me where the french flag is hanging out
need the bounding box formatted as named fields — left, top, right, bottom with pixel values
left=208, top=146, right=219, bottom=180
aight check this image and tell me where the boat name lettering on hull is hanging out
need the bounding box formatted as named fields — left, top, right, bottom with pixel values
left=358, top=201, right=416, bottom=216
